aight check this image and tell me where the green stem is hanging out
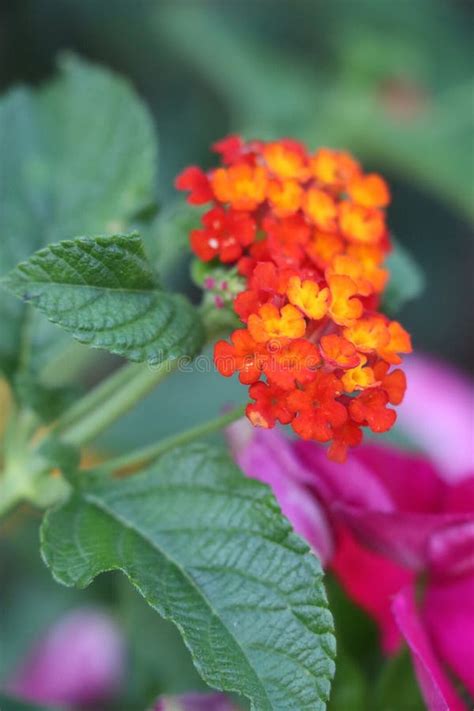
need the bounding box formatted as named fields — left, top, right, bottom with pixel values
left=53, top=362, right=145, bottom=435
left=58, top=359, right=179, bottom=447
left=0, top=477, right=24, bottom=519
left=96, top=403, right=246, bottom=475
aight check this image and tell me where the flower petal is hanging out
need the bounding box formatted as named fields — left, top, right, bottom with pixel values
left=333, top=506, right=472, bottom=571
left=294, top=441, right=395, bottom=511
left=392, top=586, right=467, bottom=711
left=8, top=608, right=125, bottom=706
left=398, top=355, right=474, bottom=481
left=355, top=445, right=445, bottom=513
left=331, top=529, right=413, bottom=653
left=427, top=521, right=474, bottom=577
left=423, top=574, right=474, bottom=697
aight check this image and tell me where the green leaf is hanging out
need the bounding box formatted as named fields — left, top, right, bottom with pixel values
left=382, top=238, right=425, bottom=315
left=41, top=444, right=335, bottom=711
left=3, top=233, right=204, bottom=365
left=0, top=53, right=157, bottom=378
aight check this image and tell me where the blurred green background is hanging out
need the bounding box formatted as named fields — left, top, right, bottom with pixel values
left=0, top=2, right=472, bottom=709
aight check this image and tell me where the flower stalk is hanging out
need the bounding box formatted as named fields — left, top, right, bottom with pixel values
left=55, top=359, right=179, bottom=447
left=94, top=404, right=246, bottom=475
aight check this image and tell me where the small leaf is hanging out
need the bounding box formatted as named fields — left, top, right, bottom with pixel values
left=0, top=54, right=158, bottom=379
left=382, top=237, right=425, bottom=315
left=41, top=444, right=335, bottom=711
left=3, top=234, right=204, bottom=365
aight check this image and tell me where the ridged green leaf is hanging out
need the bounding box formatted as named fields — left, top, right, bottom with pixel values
left=0, top=54, right=157, bottom=377
left=3, top=234, right=204, bottom=365
left=41, top=445, right=335, bottom=711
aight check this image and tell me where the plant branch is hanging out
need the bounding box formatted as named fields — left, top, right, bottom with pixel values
left=95, top=403, right=246, bottom=475
left=57, top=359, right=179, bottom=447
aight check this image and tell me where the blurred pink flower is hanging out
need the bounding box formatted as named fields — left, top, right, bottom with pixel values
left=398, top=354, right=474, bottom=481
left=152, top=692, right=238, bottom=711
left=7, top=607, right=126, bottom=707
left=298, top=441, right=474, bottom=711
left=229, top=355, right=474, bottom=711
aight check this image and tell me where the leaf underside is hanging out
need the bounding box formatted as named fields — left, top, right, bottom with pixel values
left=41, top=444, right=335, bottom=711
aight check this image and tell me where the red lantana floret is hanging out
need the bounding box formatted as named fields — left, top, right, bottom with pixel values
left=176, top=137, right=412, bottom=461
left=190, top=207, right=256, bottom=263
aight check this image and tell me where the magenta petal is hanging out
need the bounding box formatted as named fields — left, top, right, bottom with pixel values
left=294, top=440, right=395, bottom=512
left=398, top=355, right=474, bottom=481
left=333, top=505, right=473, bottom=571
left=423, top=574, right=474, bottom=697
left=153, top=693, right=238, bottom=711
left=355, top=445, right=446, bottom=513
left=427, top=521, right=474, bottom=577
left=331, top=528, right=413, bottom=653
left=392, top=587, right=467, bottom=711
left=228, top=424, right=334, bottom=563
left=443, top=476, right=474, bottom=514
left=8, top=608, right=126, bottom=706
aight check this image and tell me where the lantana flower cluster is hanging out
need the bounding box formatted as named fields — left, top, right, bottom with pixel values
left=176, top=136, right=412, bottom=461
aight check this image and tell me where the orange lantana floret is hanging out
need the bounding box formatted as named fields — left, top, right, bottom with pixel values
left=347, top=244, right=389, bottom=293
left=211, top=164, right=267, bottom=210
left=339, top=202, right=386, bottom=244
left=347, top=173, right=391, bottom=208
left=310, top=148, right=360, bottom=190
left=343, top=316, right=390, bottom=354
left=341, top=358, right=377, bottom=393
left=306, top=231, right=345, bottom=270
left=267, top=179, right=303, bottom=217
left=287, top=276, right=329, bottom=321
left=248, top=303, right=306, bottom=343
left=304, top=187, right=338, bottom=232
left=177, top=136, right=411, bottom=461
left=373, top=361, right=407, bottom=405
left=263, top=140, right=310, bottom=181
left=320, top=334, right=361, bottom=369
left=327, top=274, right=363, bottom=326
left=326, top=254, right=373, bottom=297
left=379, top=321, right=413, bottom=364
left=214, top=329, right=266, bottom=385
left=264, top=339, right=320, bottom=390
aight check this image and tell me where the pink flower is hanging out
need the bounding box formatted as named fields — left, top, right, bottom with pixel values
left=152, top=693, right=239, bottom=710
left=296, top=441, right=474, bottom=710
left=229, top=355, right=474, bottom=711
left=7, top=607, right=126, bottom=707
left=398, top=354, right=474, bottom=481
